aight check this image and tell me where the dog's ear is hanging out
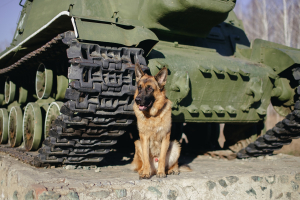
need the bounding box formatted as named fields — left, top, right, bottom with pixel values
left=135, top=61, right=144, bottom=82
left=155, top=67, right=168, bottom=89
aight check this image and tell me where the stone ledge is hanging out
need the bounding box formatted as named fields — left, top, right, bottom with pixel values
left=0, top=153, right=299, bottom=200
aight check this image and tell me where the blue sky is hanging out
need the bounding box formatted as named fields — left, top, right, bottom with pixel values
left=0, top=0, right=22, bottom=51
left=234, top=0, right=251, bottom=8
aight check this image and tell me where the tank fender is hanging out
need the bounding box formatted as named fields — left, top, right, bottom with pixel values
left=263, top=48, right=300, bottom=74
left=247, top=39, right=300, bottom=74
left=72, top=17, right=158, bottom=52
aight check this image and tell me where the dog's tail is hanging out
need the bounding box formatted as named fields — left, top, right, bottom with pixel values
left=179, top=164, right=192, bottom=172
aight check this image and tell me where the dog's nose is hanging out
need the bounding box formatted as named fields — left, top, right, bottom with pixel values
left=135, top=97, right=141, bottom=104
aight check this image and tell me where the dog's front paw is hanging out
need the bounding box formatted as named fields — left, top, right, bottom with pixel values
left=139, top=169, right=151, bottom=179
left=167, top=169, right=180, bottom=175
left=156, top=172, right=167, bottom=178
left=139, top=173, right=151, bottom=179
left=138, top=168, right=144, bottom=175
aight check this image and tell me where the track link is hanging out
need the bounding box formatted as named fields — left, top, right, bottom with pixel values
left=237, top=67, right=300, bottom=158
left=37, top=32, right=148, bottom=166
left=0, top=31, right=148, bottom=167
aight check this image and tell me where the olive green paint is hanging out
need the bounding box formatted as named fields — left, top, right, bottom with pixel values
left=0, top=0, right=300, bottom=125
left=74, top=18, right=158, bottom=47
left=147, top=41, right=276, bottom=122
left=236, top=39, right=300, bottom=74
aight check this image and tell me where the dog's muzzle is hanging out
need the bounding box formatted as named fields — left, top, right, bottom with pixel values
left=135, top=97, right=153, bottom=111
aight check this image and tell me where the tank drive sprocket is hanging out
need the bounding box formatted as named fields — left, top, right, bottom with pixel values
left=237, top=67, right=300, bottom=159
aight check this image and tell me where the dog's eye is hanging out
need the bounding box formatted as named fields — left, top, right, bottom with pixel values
left=147, top=86, right=152, bottom=91
left=138, top=86, right=142, bottom=90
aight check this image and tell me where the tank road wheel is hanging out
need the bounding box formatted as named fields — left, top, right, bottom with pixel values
left=36, top=63, right=53, bottom=99
left=23, top=103, right=43, bottom=151
left=55, top=75, right=68, bottom=100
left=44, top=101, right=63, bottom=138
left=0, top=109, right=9, bottom=144
left=5, top=77, right=16, bottom=104
left=18, top=87, right=28, bottom=104
left=8, top=106, right=23, bottom=147
left=0, top=93, right=4, bottom=105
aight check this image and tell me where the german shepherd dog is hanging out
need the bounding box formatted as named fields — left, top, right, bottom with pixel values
left=132, top=62, right=181, bottom=179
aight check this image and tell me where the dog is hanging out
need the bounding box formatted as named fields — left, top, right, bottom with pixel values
left=131, top=61, right=181, bottom=179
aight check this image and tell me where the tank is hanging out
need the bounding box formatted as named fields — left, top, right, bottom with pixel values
left=0, top=0, right=299, bottom=166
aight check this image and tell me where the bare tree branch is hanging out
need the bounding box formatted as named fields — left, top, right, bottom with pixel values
left=234, top=0, right=300, bottom=48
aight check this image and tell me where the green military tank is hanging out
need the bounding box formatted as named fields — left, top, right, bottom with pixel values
left=0, top=0, right=299, bottom=166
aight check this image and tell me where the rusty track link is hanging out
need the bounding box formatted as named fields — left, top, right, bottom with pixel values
left=0, top=34, right=64, bottom=75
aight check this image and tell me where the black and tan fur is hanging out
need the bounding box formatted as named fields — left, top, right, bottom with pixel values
left=132, top=62, right=181, bottom=179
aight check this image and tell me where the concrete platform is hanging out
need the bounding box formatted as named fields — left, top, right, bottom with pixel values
left=0, top=152, right=299, bottom=200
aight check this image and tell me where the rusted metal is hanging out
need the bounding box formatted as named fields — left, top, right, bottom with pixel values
left=0, top=34, right=63, bottom=75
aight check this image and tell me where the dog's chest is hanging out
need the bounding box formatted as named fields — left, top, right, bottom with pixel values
left=135, top=102, right=171, bottom=157
left=141, top=118, right=167, bottom=157
left=139, top=114, right=167, bottom=133
left=149, top=129, right=165, bottom=156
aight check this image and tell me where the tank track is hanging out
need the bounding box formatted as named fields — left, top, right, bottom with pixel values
left=0, top=31, right=148, bottom=167
left=237, top=67, right=300, bottom=158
